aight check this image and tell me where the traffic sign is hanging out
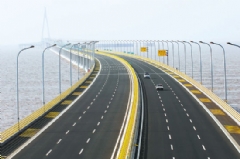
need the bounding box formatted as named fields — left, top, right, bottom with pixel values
left=141, top=47, right=148, bottom=52
left=158, top=50, right=168, bottom=56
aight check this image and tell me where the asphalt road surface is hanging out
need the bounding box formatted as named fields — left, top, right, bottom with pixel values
left=121, top=56, right=240, bottom=159
left=12, top=54, right=130, bottom=159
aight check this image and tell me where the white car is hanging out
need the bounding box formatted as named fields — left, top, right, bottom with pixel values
left=156, top=84, right=164, bottom=90
left=144, top=72, right=150, bottom=78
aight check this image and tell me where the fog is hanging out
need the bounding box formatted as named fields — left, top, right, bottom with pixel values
left=1, top=0, right=240, bottom=45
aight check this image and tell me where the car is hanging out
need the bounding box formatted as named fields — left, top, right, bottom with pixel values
left=156, top=84, right=164, bottom=90
left=144, top=72, right=150, bottom=78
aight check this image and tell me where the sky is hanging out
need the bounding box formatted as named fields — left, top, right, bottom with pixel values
left=0, top=0, right=240, bottom=45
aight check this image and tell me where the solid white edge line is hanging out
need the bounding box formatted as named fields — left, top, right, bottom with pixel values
left=8, top=58, right=102, bottom=159
left=111, top=58, right=133, bottom=159
left=138, top=58, right=240, bottom=154
left=166, top=69, right=240, bottom=153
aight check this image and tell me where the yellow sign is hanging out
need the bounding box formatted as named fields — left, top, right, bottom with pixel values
left=158, top=50, right=167, bottom=56
left=141, top=47, right=148, bottom=52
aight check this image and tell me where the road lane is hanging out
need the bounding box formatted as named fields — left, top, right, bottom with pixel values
left=121, top=56, right=240, bottom=159
left=12, top=54, right=130, bottom=159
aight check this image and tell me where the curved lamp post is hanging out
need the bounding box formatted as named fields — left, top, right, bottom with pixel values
left=70, top=43, right=79, bottom=86
left=172, top=41, right=180, bottom=70
left=227, top=42, right=240, bottom=48
left=90, top=41, right=99, bottom=67
left=210, top=42, right=227, bottom=102
left=59, top=43, right=71, bottom=97
left=42, top=44, right=56, bottom=112
left=199, top=41, right=213, bottom=91
left=17, top=45, right=34, bottom=130
left=153, top=40, right=157, bottom=61
left=178, top=41, right=187, bottom=74
left=191, top=41, right=202, bottom=84
left=168, top=40, right=174, bottom=68
left=77, top=43, right=81, bottom=80
left=163, top=40, right=169, bottom=65
left=183, top=41, right=193, bottom=78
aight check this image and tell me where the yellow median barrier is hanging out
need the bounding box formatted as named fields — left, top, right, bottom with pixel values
left=97, top=51, right=139, bottom=158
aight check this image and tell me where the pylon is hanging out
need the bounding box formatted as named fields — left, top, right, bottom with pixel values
left=41, top=7, right=50, bottom=42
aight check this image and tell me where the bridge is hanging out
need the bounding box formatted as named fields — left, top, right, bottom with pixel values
left=1, top=40, right=240, bottom=159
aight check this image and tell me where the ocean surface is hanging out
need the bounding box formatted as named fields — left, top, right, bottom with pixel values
left=0, top=45, right=85, bottom=131
left=1, top=43, right=240, bottom=132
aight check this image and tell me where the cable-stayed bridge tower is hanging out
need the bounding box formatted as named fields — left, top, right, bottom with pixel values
left=41, top=7, right=51, bottom=46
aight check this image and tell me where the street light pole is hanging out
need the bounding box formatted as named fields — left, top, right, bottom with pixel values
left=183, top=41, right=193, bottom=78
left=153, top=40, right=157, bottom=61
left=59, top=43, right=71, bottom=97
left=191, top=41, right=203, bottom=84
left=163, top=40, right=169, bottom=65
left=178, top=41, right=187, bottom=74
left=161, top=40, right=165, bottom=63
left=168, top=40, right=174, bottom=68
left=77, top=43, right=81, bottom=80
left=227, top=42, right=240, bottom=48
left=70, top=43, right=79, bottom=86
left=200, top=41, right=213, bottom=91
left=42, top=44, right=56, bottom=112
left=210, top=42, right=227, bottom=102
left=16, top=45, right=34, bottom=130
left=90, top=41, right=99, bottom=68
left=172, top=41, right=180, bottom=70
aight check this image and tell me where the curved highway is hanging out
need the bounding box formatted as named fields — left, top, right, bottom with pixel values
left=11, top=54, right=131, bottom=159
left=121, top=56, right=240, bottom=159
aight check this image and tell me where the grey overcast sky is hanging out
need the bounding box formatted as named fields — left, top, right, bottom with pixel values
left=1, top=0, right=240, bottom=45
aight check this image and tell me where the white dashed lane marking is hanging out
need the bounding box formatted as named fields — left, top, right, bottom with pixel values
left=57, top=139, right=62, bottom=144
left=169, top=134, right=172, bottom=139
left=46, top=149, right=52, bottom=156
left=202, top=145, right=206, bottom=150
left=79, top=149, right=84, bottom=155
left=66, top=130, right=69, bottom=134
left=93, top=129, right=96, bottom=133
left=86, top=138, right=90, bottom=143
